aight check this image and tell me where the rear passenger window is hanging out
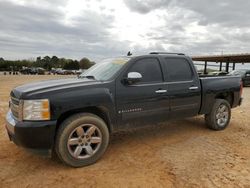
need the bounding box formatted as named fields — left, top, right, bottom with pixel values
left=164, top=58, right=193, bottom=81
left=128, top=58, right=163, bottom=83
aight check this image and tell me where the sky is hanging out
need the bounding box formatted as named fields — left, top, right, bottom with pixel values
left=0, top=0, right=250, bottom=62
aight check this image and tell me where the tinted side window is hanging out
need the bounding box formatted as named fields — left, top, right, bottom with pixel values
left=165, top=58, right=193, bottom=81
left=128, top=58, right=163, bottom=83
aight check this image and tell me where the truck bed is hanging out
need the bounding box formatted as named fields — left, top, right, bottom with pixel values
left=199, top=75, right=242, bottom=114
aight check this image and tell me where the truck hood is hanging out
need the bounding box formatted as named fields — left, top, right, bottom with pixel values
left=11, top=78, right=100, bottom=99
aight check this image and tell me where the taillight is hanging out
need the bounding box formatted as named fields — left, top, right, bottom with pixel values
left=240, top=81, right=243, bottom=97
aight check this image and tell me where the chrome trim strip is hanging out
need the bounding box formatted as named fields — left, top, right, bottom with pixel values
left=166, top=80, right=194, bottom=84
left=189, top=86, right=199, bottom=90
left=11, top=96, right=19, bottom=104
left=155, top=89, right=167, bottom=93
left=18, top=100, right=23, bottom=121
left=5, top=110, right=16, bottom=135
left=128, top=82, right=164, bottom=87
left=10, top=97, right=22, bottom=121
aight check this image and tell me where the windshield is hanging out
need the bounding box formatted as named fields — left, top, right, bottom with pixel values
left=79, top=57, right=130, bottom=81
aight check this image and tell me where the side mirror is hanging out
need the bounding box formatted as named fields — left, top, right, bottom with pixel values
left=124, top=72, right=142, bottom=85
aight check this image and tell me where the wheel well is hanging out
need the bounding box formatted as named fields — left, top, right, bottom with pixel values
left=56, top=107, right=112, bottom=133
left=215, top=92, right=234, bottom=107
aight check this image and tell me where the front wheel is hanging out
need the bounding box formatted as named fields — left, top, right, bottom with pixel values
left=55, top=113, right=109, bottom=167
left=205, top=99, right=231, bottom=130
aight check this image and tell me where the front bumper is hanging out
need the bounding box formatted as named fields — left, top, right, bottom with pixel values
left=5, top=110, right=57, bottom=149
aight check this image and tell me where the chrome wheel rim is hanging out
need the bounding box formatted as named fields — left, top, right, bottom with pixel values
left=216, top=104, right=229, bottom=127
left=67, top=124, right=102, bottom=159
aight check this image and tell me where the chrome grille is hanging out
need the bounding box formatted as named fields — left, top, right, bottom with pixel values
left=10, top=97, right=20, bottom=120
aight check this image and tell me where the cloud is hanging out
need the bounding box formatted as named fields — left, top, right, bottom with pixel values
left=178, top=0, right=250, bottom=27
left=0, top=0, right=250, bottom=61
left=124, top=0, right=250, bottom=27
left=0, top=0, right=131, bottom=60
left=123, top=0, right=250, bottom=55
left=123, top=0, right=171, bottom=14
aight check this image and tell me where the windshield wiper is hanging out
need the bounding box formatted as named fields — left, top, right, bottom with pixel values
left=80, top=75, right=96, bottom=80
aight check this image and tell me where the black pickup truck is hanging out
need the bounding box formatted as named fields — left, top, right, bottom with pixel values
left=6, top=52, right=243, bottom=167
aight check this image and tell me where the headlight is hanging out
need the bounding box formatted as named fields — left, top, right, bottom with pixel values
left=22, top=99, right=50, bottom=120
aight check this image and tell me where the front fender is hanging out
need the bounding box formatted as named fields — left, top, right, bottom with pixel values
left=49, top=87, right=116, bottom=123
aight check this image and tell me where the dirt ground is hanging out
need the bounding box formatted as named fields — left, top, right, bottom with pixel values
left=0, top=75, right=249, bottom=188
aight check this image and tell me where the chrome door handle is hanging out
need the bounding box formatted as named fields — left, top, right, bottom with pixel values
left=189, top=86, right=199, bottom=90
left=155, top=89, right=167, bottom=93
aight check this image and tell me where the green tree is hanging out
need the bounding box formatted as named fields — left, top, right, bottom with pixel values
left=63, top=60, right=79, bottom=70
left=0, top=57, right=4, bottom=63
left=51, top=56, right=59, bottom=68
left=36, top=56, right=41, bottom=62
left=42, top=56, right=52, bottom=70
left=34, top=56, right=42, bottom=67
left=79, top=57, right=95, bottom=69
left=58, top=58, right=67, bottom=68
left=0, top=56, right=94, bottom=71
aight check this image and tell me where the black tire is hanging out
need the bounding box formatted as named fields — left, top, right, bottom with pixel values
left=55, top=113, right=109, bottom=167
left=205, top=99, right=231, bottom=131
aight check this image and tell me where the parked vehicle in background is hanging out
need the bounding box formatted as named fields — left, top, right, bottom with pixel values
left=54, top=68, right=64, bottom=75
left=19, top=67, right=31, bottom=75
left=76, top=69, right=86, bottom=75
left=20, top=67, right=45, bottom=75
left=50, top=68, right=57, bottom=75
left=228, top=69, right=250, bottom=86
left=6, top=52, right=243, bottom=167
left=208, top=71, right=228, bottom=76
left=53, top=68, right=77, bottom=75
left=35, top=67, right=45, bottom=75
left=63, top=70, right=75, bottom=75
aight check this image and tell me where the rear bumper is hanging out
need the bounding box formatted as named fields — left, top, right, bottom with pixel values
left=5, top=110, right=57, bottom=149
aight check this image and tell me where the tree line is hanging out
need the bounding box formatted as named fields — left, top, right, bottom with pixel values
left=0, top=56, right=95, bottom=71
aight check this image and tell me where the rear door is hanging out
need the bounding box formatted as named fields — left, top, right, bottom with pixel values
left=115, top=57, right=169, bottom=127
left=162, top=57, right=201, bottom=118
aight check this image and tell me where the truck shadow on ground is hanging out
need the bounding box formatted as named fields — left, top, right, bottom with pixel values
left=16, top=116, right=209, bottom=169
left=110, top=117, right=207, bottom=144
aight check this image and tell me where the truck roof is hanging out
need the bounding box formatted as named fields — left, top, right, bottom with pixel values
left=149, top=52, right=185, bottom=55
left=125, top=52, right=188, bottom=59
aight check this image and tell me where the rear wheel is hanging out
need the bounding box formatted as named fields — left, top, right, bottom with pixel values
left=55, top=113, right=109, bottom=167
left=205, top=99, right=231, bottom=130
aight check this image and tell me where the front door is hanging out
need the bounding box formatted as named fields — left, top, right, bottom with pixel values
left=115, top=57, right=169, bottom=128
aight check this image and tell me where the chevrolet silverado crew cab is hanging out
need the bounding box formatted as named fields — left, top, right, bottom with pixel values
left=6, top=52, right=243, bottom=167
